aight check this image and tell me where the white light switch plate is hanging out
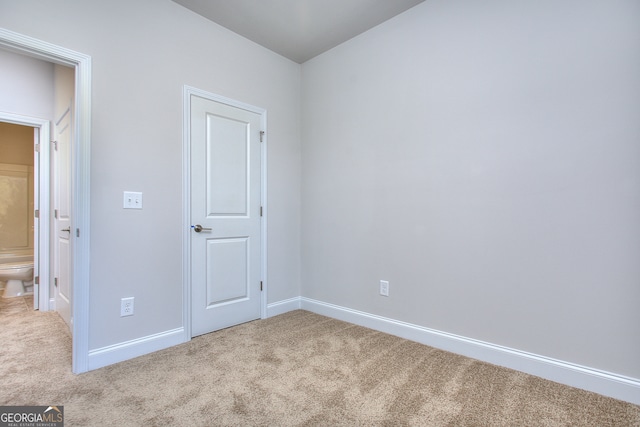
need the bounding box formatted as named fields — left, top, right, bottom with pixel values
left=123, top=191, right=143, bottom=209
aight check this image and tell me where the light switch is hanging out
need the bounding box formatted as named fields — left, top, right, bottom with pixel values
left=123, top=191, right=143, bottom=209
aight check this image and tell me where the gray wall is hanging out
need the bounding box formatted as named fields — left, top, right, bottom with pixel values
left=301, top=0, right=640, bottom=378
left=0, top=49, right=53, bottom=119
left=0, top=0, right=302, bottom=350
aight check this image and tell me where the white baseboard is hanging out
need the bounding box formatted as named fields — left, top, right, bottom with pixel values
left=88, top=328, right=184, bottom=371
left=266, top=297, right=301, bottom=317
left=292, top=297, right=640, bottom=406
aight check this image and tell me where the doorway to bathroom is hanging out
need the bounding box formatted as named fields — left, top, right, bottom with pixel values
left=0, top=119, right=49, bottom=311
left=0, top=113, right=73, bottom=328
left=0, top=28, right=92, bottom=374
left=0, top=57, right=74, bottom=329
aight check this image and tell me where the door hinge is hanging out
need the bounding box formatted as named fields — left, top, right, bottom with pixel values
left=34, top=276, right=39, bottom=285
left=76, top=228, right=80, bottom=237
left=54, top=209, right=58, bottom=219
left=35, top=143, right=40, bottom=152
left=51, top=140, right=58, bottom=151
left=34, top=209, right=39, bottom=218
left=260, top=131, right=265, bottom=143
left=260, top=281, right=263, bottom=291
left=54, top=277, right=58, bottom=287
left=260, top=206, right=263, bottom=217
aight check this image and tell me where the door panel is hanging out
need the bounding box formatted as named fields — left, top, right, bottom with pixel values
left=54, top=108, right=72, bottom=328
left=190, top=95, right=262, bottom=337
left=205, top=237, right=249, bottom=305
left=206, top=114, right=248, bottom=216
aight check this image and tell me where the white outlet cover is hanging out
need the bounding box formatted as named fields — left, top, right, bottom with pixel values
left=380, top=280, right=389, bottom=297
left=121, top=297, right=135, bottom=317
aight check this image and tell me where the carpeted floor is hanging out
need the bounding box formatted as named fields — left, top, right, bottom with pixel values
left=1, top=297, right=639, bottom=426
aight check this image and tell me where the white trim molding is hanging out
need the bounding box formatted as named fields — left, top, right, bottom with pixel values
left=287, top=297, right=640, bottom=406
left=266, top=297, right=301, bottom=318
left=88, top=328, right=184, bottom=371
left=0, top=28, right=92, bottom=374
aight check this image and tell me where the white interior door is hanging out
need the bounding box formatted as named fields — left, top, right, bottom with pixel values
left=53, top=108, right=72, bottom=328
left=190, top=94, right=262, bottom=337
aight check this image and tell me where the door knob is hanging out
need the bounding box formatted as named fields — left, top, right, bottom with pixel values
left=192, top=224, right=212, bottom=233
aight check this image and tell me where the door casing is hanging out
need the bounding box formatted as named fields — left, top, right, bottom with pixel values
left=0, top=28, right=92, bottom=374
left=182, top=85, right=268, bottom=341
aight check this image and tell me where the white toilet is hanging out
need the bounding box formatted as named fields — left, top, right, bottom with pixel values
left=0, top=261, right=34, bottom=298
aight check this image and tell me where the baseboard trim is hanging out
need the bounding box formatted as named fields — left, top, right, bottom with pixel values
left=299, top=297, right=640, bottom=405
left=88, top=327, right=184, bottom=371
left=266, top=297, right=301, bottom=318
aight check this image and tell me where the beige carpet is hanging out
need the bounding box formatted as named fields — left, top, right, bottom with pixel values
left=1, top=297, right=638, bottom=426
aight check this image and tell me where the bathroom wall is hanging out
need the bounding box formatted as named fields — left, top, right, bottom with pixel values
left=0, top=122, right=34, bottom=254
left=0, top=122, right=33, bottom=165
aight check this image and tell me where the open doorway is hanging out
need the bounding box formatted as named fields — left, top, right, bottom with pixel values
left=0, top=28, right=91, bottom=374
left=0, top=52, right=74, bottom=326
left=0, top=119, right=49, bottom=311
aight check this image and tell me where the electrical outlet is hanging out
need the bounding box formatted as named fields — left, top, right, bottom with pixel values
left=380, top=280, right=389, bottom=297
left=121, top=297, right=134, bottom=317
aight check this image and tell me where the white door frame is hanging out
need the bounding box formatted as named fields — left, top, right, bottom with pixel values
left=0, top=28, right=92, bottom=374
left=0, top=113, right=50, bottom=311
left=182, top=85, right=267, bottom=341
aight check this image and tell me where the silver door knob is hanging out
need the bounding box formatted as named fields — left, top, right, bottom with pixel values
left=192, top=224, right=212, bottom=233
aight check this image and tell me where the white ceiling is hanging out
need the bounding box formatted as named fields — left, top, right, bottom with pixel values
left=172, top=0, right=425, bottom=63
